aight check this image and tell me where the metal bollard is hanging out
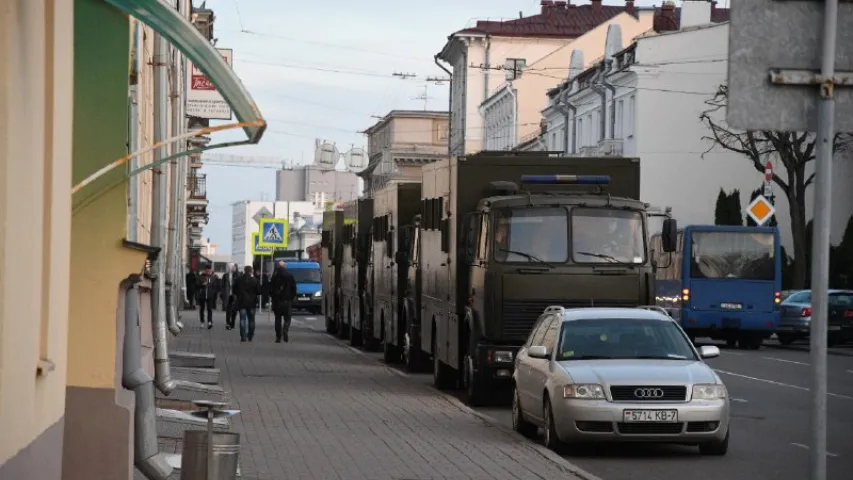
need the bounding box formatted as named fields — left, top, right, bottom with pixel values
left=180, top=400, right=241, bottom=480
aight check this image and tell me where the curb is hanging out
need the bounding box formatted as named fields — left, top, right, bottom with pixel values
left=765, top=343, right=853, bottom=357
left=336, top=343, right=604, bottom=480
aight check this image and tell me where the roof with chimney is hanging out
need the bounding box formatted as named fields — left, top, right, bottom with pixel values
left=652, top=1, right=729, bottom=31
left=451, top=0, right=645, bottom=39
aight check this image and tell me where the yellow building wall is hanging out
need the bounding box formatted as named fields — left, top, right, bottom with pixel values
left=0, top=0, right=74, bottom=476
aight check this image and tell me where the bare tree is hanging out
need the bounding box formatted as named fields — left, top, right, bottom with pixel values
left=700, top=84, right=852, bottom=288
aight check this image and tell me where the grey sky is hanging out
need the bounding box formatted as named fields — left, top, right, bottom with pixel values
left=199, top=0, right=667, bottom=253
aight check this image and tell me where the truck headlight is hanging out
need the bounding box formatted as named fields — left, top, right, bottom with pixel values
left=563, top=384, right=605, bottom=399
left=314, top=291, right=322, bottom=297
left=492, top=350, right=513, bottom=363
left=692, top=384, right=727, bottom=400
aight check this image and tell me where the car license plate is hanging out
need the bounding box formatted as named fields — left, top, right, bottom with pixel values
left=829, top=325, right=841, bottom=331
left=623, top=410, right=678, bottom=423
left=298, top=297, right=309, bottom=301
left=720, top=302, right=742, bottom=310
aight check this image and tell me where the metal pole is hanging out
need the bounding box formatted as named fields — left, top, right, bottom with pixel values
left=809, top=1, right=837, bottom=479
left=206, top=406, right=214, bottom=480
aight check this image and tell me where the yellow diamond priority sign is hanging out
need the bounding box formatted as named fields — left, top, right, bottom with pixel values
left=746, top=195, right=775, bottom=226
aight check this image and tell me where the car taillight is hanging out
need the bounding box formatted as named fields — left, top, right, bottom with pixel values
left=845, top=310, right=853, bottom=318
left=802, top=307, right=812, bottom=317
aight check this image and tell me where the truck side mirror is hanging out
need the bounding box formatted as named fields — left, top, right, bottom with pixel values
left=661, top=218, right=678, bottom=253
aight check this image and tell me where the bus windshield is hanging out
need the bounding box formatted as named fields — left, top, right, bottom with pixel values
left=289, top=268, right=322, bottom=283
left=689, top=231, right=775, bottom=281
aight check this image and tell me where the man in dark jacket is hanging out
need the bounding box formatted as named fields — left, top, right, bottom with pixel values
left=234, top=265, right=261, bottom=342
left=270, top=260, right=297, bottom=343
left=196, top=264, right=218, bottom=329
left=220, top=263, right=240, bottom=330
left=185, top=269, right=197, bottom=309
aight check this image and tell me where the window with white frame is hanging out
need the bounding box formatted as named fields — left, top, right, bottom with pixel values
left=586, top=114, right=593, bottom=146
left=627, top=95, right=635, bottom=137
left=615, top=99, right=624, bottom=139
left=551, top=131, right=557, bottom=150
left=577, top=118, right=583, bottom=151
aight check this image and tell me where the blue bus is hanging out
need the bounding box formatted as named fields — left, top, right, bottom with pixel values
left=651, top=225, right=782, bottom=349
left=280, top=260, right=323, bottom=314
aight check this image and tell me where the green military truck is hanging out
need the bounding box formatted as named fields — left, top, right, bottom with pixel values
left=339, top=198, right=376, bottom=348
left=370, top=181, right=422, bottom=365
left=416, top=153, right=676, bottom=405
left=320, top=209, right=344, bottom=335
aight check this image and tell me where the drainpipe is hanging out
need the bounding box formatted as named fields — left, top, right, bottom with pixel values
left=165, top=47, right=182, bottom=336
left=556, top=80, right=577, bottom=154
left=482, top=35, right=491, bottom=150
left=122, top=278, right=172, bottom=480
left=152, top=33, right=176, bottom=395
left=600, top=59, right=617, bottom=140
left=590, top=65, right=608, bottom=142
left=128, top=22, right=141, bottom=242
left=433, top=55, right=452, bottom=154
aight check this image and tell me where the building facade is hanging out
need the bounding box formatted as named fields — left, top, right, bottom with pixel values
left=540, top=1, right=853, bottom=252
left=437, top=0, right=649, bottom=156
left=481, top=5, right=655, bottom=151
left=359, top=110, right=449, bottom=197
left=1, top=1, right=262, bottom=479
left=275, top=165, right=359, bottom=204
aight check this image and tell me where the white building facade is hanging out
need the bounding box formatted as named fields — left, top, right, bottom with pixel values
left=230, top=200, right=324, bottom=266
left=541, top=2, right=853, bottom=253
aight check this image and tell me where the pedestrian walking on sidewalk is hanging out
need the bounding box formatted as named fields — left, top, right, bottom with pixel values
left=196, top=264, right=218, bottom=329
left=234, top=265, right=260, bottom=342
left=185, top=268, right=197, bottom=309
left=270, top=260, right=297, bottom=343
left=221, top=263, right=240, bottom=330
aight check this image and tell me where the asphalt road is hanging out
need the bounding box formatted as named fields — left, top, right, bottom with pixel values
left=295, top=311, right=853, bottom=480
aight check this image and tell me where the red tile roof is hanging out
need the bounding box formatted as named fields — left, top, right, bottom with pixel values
left=454, top=1, right=642, bottom=39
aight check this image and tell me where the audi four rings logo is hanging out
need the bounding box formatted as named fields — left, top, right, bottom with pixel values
left=634, top=388, right=665, bottom=398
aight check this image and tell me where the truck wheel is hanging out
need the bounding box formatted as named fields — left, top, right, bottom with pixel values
left=432, top=354, right=456, bottom=390
left=383, top=340, right=401, bottom=364
left=349, top=319, right=363, bottom=348
left=403, top=333, right=423, bottom=373
left=464, top=354, right=488, bottom=406
left=336, top=310, right=348, bottom=339
left=325, top=305, right=336, bottom=335
left=739, top=334, right=762, bottom=350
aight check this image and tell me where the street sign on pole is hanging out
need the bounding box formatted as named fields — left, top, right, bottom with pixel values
left=727, top=1, right=853, bottom=132
left=729, top=2, right=847, bottom=479
left=258, top=218, right=288, bottom=248
left=251, top=232, right=272, bottom=256
left=745, top=195, right=775, bottom=226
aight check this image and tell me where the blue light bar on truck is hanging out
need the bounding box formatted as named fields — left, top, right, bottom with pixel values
left=520, top=174, right=611, bottom=185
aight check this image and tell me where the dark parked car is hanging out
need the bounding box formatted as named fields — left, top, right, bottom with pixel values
left=776, top=289, right=853, bottom=346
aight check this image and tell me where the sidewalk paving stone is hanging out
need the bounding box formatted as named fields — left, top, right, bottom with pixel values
left=165, top=310, right=583, bottom=480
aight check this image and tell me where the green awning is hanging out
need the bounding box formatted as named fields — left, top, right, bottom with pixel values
left=106, top=0, right=265, bottom=143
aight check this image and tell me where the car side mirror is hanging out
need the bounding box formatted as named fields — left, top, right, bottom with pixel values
left=528, top=345, right=551, bottom=359
left=662, top=218, right=678, bottom=252
left=699, top=345, right=720, bottom=359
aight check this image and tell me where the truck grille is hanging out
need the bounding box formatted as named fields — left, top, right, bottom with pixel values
left=502, top=299, right=638, bottom=339
left=609, top=385, right=687, bottom=402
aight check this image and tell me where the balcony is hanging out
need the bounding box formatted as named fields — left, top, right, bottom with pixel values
left=188, top=173, right=207, bottom=200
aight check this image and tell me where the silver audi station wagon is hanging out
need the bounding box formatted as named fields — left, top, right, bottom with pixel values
left=512, top=306, right=730, bottom=455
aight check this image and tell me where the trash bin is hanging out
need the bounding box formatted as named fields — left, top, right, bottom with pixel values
left=180, top=430, right=240, bottom=480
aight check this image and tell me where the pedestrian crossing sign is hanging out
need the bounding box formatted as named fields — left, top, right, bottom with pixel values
left=251, top=232, right=273, bottom=256
left=258, top=218, right=288, bottom=248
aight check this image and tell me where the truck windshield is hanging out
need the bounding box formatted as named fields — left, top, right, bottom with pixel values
left=689, top=232, right=774, bottom=281
left=493, top=207, right=568, bottom=263
left=289, top=268, right=322, bottom=283
left=571, top=208, right=645, bottom=264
